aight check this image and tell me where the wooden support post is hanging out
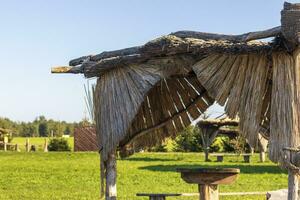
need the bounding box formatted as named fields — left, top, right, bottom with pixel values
left=250, top=147, right=254, bottom=155
left=259, top=151, right=265, bottom=162
left=288, top=170, right=299, bottom=200
left=15, top=144, right=20, bottom=152
left=204, top=148, right=210, bottom=162
left=200, top=128, right=219, bottom=162
left=198, top=185, right=219, bottom=200
left=3, top=142, right=7, bottom=151
left=44, top=138, right=48, bottom=152
left=105, top=151, right=117, bottom=200
left=258, top=134, right=267, bottom=162
left=25, top=138, right=30, bottom=152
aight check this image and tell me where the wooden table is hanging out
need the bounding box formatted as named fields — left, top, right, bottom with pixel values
left=177, top=168, right=240, bottom=200
left=136, top=193, right=181, bottom=200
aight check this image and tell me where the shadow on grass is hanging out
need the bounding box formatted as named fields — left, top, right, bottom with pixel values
left=122, top=157, right=181, bottom=162
left=139, top=164, right=287, bottom=174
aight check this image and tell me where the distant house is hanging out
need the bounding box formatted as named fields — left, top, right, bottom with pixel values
left=74, top=126, right=99, bottom=151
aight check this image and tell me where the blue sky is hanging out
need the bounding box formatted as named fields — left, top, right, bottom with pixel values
left=0, top=0, right=295, bottom=122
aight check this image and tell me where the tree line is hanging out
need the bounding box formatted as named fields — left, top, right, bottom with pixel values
left=0, top=116, right=92, bottom=137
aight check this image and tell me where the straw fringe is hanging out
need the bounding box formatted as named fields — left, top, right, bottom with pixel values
left=126, top=76, right=213, bottom=149
left=193, top=53, right=270, bottom=146
left=269, top=50, right=300, bottom=163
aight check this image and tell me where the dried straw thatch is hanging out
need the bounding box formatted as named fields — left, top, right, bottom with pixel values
left=53, top=34, right=279, bottom=161
left=52, top=2, right=300, bottom=199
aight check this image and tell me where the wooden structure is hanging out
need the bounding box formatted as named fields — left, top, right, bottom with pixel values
left=197, top=118, right=239, bottom=161
left=74, top=126, right=99, bottom=151
left=177, top=168, right=240, bottom=200
left=197, top=118, right=268, bottom=162
left=52, top=2, right=300, bottom=199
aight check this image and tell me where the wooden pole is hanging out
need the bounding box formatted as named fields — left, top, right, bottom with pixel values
left=3, top=141, right=7, bottom=152
left=15, top=144, right=20, bottom=152
left=25, top=138, right=30, bottom=152
left=198, top=185, right=219, bottom=200
left=258, top=134, right=267, bottom=163
left=3, top=136, right=8, bottom=152
left=204, top=149, right=209, bottom=162
left=288, top=169, right=299, bottom=200
left=105, top=151, right=117, bottom=200
left=259, top=151, right=266, bottom=163
left=44, top=138, right=48, bottom=152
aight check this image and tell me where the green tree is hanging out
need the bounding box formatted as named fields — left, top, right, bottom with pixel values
left=173, top=125, right=202, bottom=152
left=38, top=122, right=48, bottom=137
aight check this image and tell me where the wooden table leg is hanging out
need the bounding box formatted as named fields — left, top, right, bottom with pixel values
left=198, top=184, right=219, bottom=200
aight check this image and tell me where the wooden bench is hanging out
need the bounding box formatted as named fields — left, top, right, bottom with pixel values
left=137, top=192, right=266, bottom=199
left=211, top=153, right=252, bottom=163
left=136, top=193, right=180, bottom=200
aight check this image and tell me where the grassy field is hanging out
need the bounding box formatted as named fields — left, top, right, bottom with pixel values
left=0, top=152, right=287, bottom=200
left=11, top=137, right=74, bottom=151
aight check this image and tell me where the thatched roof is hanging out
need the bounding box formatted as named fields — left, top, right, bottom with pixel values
left=52, top=33, right=276, bottom=163
left=52, top=2, right=300, bottom=171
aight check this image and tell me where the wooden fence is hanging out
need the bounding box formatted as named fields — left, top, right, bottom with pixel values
left=74, top=126, right=99, bottom=151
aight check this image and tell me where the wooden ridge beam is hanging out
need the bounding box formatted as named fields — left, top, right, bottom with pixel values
left=51, top=66, right=82, bottom=74
left=53, top=27, right=279, bottom=77
left=171, top=26, right=281, bottom=42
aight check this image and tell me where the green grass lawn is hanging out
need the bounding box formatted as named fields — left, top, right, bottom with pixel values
left=0, top=152, right=287, bottom=200
left=11, top=137, right=74, bottom=151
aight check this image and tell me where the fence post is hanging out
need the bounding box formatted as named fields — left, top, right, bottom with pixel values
left=25, top=138, right=30, bottom=152
left=44, top=138, right=48, bottom=152
left=15, top=144, right=20, bottom=152
left=3, top=136, right=8, bottom=152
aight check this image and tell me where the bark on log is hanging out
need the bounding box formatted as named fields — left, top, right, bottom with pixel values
left=67, top=26, right=279, bottom=67
left=69, top=47, right=141, bottom=66
left=53, top=30, right=274, bottom=78
left=52, top=36, right=270, bottom=78
left=171, top=26, right=281, bottom=42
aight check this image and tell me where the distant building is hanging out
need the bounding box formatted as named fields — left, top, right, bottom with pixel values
left=74, top=126, right=99, bottom=151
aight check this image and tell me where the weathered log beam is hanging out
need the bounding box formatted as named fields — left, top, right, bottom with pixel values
left=83, top=54, right=146, bottom=78
left=55, top=36, right=271, bottom=78
left=67, top=27, right=280, bottom=67
left=69, top=47, right=141, bottom=66
left=171, top=26, right=281, bottom=42
left=51, top=66, right=82, bottom=74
